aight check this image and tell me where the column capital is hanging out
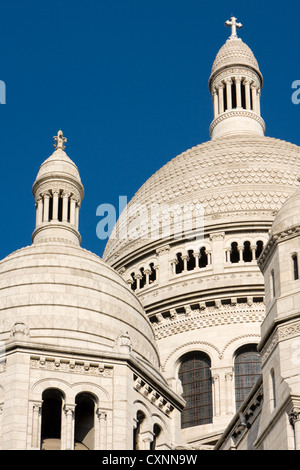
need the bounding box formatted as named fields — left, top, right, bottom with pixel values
left=289, top=407, right=300, bottom=427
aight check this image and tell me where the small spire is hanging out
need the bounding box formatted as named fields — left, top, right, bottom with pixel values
left=53, top=130, right=67, bottom=151
left=225, top=16, right=242, bottom=39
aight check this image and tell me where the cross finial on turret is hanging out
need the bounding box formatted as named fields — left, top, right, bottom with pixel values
left=53, top=130, right=67, bottom=150
left=225, top=16, right=242, bottom=39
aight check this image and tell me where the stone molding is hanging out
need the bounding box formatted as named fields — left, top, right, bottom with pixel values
left=209, top=109, right=266, bottom=136
left=152, top=301, right=265, bottom=340
left=259, top=318, right=300, bottom=365
left=258, top=225, right=300, bottom=271
left=30, top=356, right=113, bottom=377
left=133, top=374, right=174, bottom=416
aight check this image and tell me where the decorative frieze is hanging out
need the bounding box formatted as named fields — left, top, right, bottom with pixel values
left=133, top=374, right=174, bottom=416
left=259, top=318, right=300, bottom=365
left=152, top=301, right=265, bottom=340
left=30, top=356, right=113, bottom=377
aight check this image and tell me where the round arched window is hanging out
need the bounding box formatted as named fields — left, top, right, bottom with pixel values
left=178, top=352, right=213, bottom=428
left=234, top=344, right=261, bottom=410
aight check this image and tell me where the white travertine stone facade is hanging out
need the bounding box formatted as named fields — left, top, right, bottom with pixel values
left=216, top=184, right=300, bottom=450
left=0, top=132, right=184, bottom=450
left=103, top=18, right=300, bottom=448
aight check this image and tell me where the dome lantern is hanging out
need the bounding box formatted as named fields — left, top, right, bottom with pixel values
left=209, top=17, right=265, bottom=139
left=32, top=131, right=84, bottom=246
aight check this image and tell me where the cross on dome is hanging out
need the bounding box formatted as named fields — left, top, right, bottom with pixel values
left=53, top=130, right=67, bottom=150
left=225, top=16, right=242, bottom=39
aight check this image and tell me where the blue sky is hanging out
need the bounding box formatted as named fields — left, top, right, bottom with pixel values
left=1, top=0, right=300, bottom=259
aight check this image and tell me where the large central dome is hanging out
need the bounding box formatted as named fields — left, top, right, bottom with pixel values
left=103, top=135, right=300, bottom=265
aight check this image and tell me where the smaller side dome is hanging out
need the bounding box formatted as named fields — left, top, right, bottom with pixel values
left=32, top=131, right=84, bottom=246
left=270, top=184, right=300, bottom=236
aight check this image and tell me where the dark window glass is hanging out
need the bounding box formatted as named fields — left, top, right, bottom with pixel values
left=234, top=345, right=261, bottom=410
left=178, top=352, right=213, bottom=428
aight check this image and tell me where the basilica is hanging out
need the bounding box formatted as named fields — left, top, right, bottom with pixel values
left=0, top=17, right=300, bottom=450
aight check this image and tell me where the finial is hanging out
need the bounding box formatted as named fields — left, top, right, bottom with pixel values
left=225, top=16, right=242, bottom=39
left=53, top=130, right=67, bottom=150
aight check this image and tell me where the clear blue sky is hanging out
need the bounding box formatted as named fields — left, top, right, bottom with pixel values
left=1, top=0, right=300, bottom=260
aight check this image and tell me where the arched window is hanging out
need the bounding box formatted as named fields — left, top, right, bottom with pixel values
left=149, top=263, right=156, bottom=283
left=178, top=352, right=213, bottom=429
left=234, top=345, right=261, bottom=410
left=292, top=254, right=299, bottom=281
left=255, top=240, right=264, bottom=259
left=133, top=411, right=146, bottom=450
left=243, top=241, right=252, bottom=262
left=41, top=388, right=64, bottom=450
left=187, top=250, right=196, bottom=271
left=139, top=268, right=146, bottom=289
left=130, top=273, right=137, bottom=291
left=150, top=424, right=162, bottom=450
left=270, top=368, right=276, bottom=410
left=199, top=246, right=208, bottom=268
left=271, top=269, right=275, bottom=298
left=74, top=393, right=96, bottom=450
left=175, top=253, right=184, bottom=274
left=230, top=242, right=240, bottom=263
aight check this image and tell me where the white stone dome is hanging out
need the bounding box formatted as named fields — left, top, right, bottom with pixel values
left=210, top=37, right=262, bottom=82
left=103, top=134, right=300, bottom=265
left=33, top=147, right=84, bottom=197
left=0, top=242, right=160, bottom=373
left=270, top=184, right=300, bottom=236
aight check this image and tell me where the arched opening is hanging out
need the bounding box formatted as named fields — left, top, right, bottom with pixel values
left=230, top=242, right=240, bottom=263
left=74, top=393, right=96, bottom=450
left=255, top=240, right=264, bottom=259
left=150, top=423, right=162, bottom=450
left=271, top=269, right=275, bottom=298
left=241, top=82, right=246, bottom=109
left=149, top=263, right=156, bottom=283
left=41, top=388, right=64, bottom=450
left=130, top=273, right=137, bottom=291
left=187, top=250, right=196, bottom=271
left=178, top=352, right=213, bottom=429
left=234, top=344, right=261, bottom=410
left=199, top=246, right=208, bottom=268
left=293, top=254, right=299, bottom=280
left=48, top=194, right=53, bottom=222
left=243, top=241, right=252, bottom=262
left=231, top=81, right=237, bottom=109
left=270, top=368, right=276, bottom=410
left=139, top=268, right=146, bottom=289
left=133, top=411, right=146, bottom=450
left=58, top=192, right=63, bottom=222
left=175, top=253, right=184, bottom=274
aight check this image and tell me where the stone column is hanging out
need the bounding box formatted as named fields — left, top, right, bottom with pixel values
left=235, top=77, right=242, bottom=108
left=290, top=408, right=300, bottom=450
left=212, top=374, right=221, bottom=416
left=244, top=79, right=251, bottom=110
left=218, top=84, right=224, bottom=114
left=256, top=89, right=261, bottom=115
left=62, top=192, right=70, bottom=222
left=135, top=273, right=142, bottom=290
left=52, top=190, right=60, bottom=221
left=155, top=245, right=169, bottom=283
left=43, top=193, right=50, bottom=222
left=140, top=431, right=154, bottom=450
left=75, top=202, right=80, bottom=229
left=70, top=196, right=77, bottom=226
left=182, top=254, right=189, bottom=272
left=225, top=372, right=234, bottom=415
left=144, top=269, right=151, bottom=286
left=96, top=410, right=107, bottom=450
left=36, top=196, right=43, bottom=226
left=64, top=404, right=75, bottom=450
left=238, top=245, right=244, bottom=263
left=213, top=88, right=218, bottom=117
left=251, top=83, right=257, bottom=112
left=31, top=401, right=42, bottom=449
